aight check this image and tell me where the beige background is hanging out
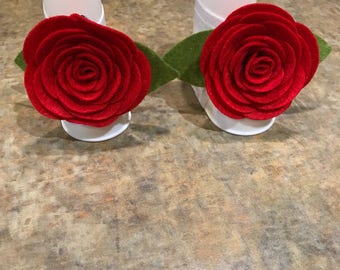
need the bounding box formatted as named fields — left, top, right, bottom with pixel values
left=0, top=0, right=339, bottom=269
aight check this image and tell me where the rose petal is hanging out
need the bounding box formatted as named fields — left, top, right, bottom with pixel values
left=296, top=23, right=319, bottom=85
left=229, top=3, right=295, bottom=24
left=25, top=65, right=72, bottom=119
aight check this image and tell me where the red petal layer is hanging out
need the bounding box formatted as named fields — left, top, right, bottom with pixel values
left=23, top=14, right=151, bottom=127
left=200, top=3, right=319, bottom=120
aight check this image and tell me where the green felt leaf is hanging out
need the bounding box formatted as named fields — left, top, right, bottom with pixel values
left=15, top=51, right=26, bottom=71
left=315, top=34, right=332, bottom=62
left=136, top=42, right=179, bottom=93
left=163, top=30, right=212, bottom=87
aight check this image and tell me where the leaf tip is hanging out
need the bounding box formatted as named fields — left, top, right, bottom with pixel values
left=15, top=51, right=26, bottom=71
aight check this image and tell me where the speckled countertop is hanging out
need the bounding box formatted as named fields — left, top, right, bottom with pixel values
left=0, top=0, right=339, bottom=269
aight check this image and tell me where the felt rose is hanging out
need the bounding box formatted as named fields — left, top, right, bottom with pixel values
left=200, top=3, right=319, bottom=120
left=23, top=14, right=151, bottom=127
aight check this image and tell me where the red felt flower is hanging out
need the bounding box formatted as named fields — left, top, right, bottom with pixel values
left=200, top=3, right=319, bottom=120
left=23, top=14, right=151, bottom=127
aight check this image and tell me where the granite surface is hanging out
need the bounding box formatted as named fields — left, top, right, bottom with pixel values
left=0, top=0, right=339, bottom=269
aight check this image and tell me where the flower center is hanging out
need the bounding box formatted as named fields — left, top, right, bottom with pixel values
left=74, top=61, right=98, bottom=82
left=244, top=52, right=275, bottom=84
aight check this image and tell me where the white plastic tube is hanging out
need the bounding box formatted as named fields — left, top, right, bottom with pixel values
left=43, top=0, right=106, bottom=25
left=61, top=113, right=131, bottom=142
